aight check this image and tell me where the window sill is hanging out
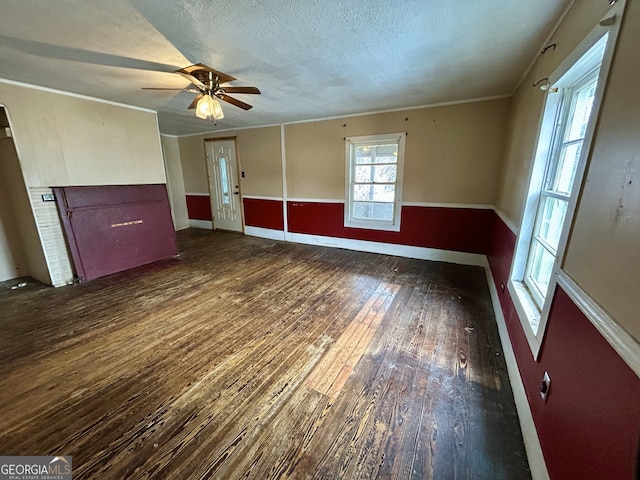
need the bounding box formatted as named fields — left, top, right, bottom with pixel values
left=344, top=220, right=401, bottom=232
left=508, top=280, right=542, bottom=358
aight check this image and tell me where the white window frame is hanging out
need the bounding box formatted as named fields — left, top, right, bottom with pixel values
left=523, top=70, right=599, bottom=308
left=508, top=2, right=624, bottom=358
left=344, top=133, right=406, bottom=231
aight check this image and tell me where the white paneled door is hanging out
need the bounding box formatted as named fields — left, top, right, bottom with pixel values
left=206, top=139, right=243, bottom=232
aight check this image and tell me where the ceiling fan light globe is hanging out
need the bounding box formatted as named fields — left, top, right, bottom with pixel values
left=212, top=98, right=224, bottom=119
left=196, top=94, right=215, bottom=119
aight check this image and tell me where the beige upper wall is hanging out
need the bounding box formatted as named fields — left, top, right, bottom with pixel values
left=0, top=199, right=23, bottom=281
left=564, top=0, right=640, bottom=342
left=496, top=1, right=612, bottom=223
left=161, top=136, right=189, bottom=230
left=0, top=136, right=28, bottom=281
left=178, top=100, right=508, bottom=204
left=179, top=126, right=282, bottom=198
left=0, top=82, right=165, bottom=187
left=495, top=84, right=545, bottom=224
left=0, top=135, right=49, bottom=284
left=178, top=135, right=208, bottom=194
left=208, top=127, right=282, bottom=198
left=285, top=98, right=510, bottom=203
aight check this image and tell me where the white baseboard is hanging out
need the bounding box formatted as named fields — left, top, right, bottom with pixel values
left=483, top=259, right=549, bottom=480
left=242, top=195, right=284, bottom=201
left=175, top=220, right=190, bottom=231
left=286, top=232, right=485, bottom=266
left=189, top=219, right=213, bottom=229
left=244, top=226, right=286, bottom=241
left=288, top=197, right=344, bottom=203
left=402, top=201, right=493, bottom=209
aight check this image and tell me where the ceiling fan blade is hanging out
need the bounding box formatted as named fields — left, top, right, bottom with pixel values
left=188, top=93, right=204, bottom=110
left=189, top=63, right=236, bottom=84
left=220, top=87, right=261, bottom=94
left=217, top=94, right=253, bottom=110
left=177, top=71, right=206, bottom=90
left=142, top=88, right=201, bottom=94
left=177, top=63, right=236, bottom=85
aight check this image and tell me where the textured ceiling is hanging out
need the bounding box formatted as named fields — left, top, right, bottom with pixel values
left=0, top=0, right=571, bottom=136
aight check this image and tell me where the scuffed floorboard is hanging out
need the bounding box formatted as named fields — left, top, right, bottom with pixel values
left=0, top=229, right=530, bottom=479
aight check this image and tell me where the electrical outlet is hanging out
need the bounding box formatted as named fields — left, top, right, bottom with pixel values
left=41, top=193, right=55, bottom=202
left=540, top=371, right=551, bottom=401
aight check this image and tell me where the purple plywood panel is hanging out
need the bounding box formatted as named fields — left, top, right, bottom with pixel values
left=56, top=184, right=178, bottom=281
left=63, top=184, right=168, bottom=209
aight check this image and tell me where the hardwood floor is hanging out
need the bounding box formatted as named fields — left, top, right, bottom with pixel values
left=0, top=229, right=531, bottom=479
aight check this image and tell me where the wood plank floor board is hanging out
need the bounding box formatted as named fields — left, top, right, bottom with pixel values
left=380, top=291, right=437, bottom=480
left=306, top=282, right=401, bottom=399
left=300, top=283, right=432, bottom=479
left=0, top=229, right=531, bottom=479
left=346, top=281, right=442, bottom=480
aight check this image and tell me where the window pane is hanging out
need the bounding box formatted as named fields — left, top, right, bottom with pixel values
left=353, top=184, right=395, bottom=202
left=373, top=164, right=396, bottom=182
left=552, top=142, right=582, bottom=194
left=371, top=144, right=398, bottom=164
left=566, top=81, right=597, bottom=142
left=536, top=197, right=568, bottom=252
left=219, top=156, right=231, bottom=205
left=355, top=144, right=398, bottom=164
left=528, top=241, right=555, bottom=297
left=354, top=165, right=397, bottom=183
left=353, top=201, right=393, bottom=221
left=355, top=146, right=372, bottom=164
left=355, top=165, right=373, bottom=183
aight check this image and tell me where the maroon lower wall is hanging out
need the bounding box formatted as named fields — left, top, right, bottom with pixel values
left=288, top=201, right=493, bottom=253
left=195, top=197, right=494, bottom=254
left=185, top=194, right=212, bottom=221
left=488, top=212, right=640, bottom=480
left=243, top=198, right=284, bottom=230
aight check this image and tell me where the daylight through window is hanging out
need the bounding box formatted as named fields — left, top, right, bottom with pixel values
left=524, top=74, right=598, bottom=308
left=345, top=133, right=406, bottom=231
left=508, top=32, right=610, bottom=347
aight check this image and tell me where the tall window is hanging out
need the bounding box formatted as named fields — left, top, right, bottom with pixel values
left=524, top=73, right=599, bottom=308
left=509, top=32, right=611, bottom=351
left=344, top=133, right=406, bottom=231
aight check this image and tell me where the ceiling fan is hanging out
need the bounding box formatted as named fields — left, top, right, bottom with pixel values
left=143, top=63, right=260, bottom=120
